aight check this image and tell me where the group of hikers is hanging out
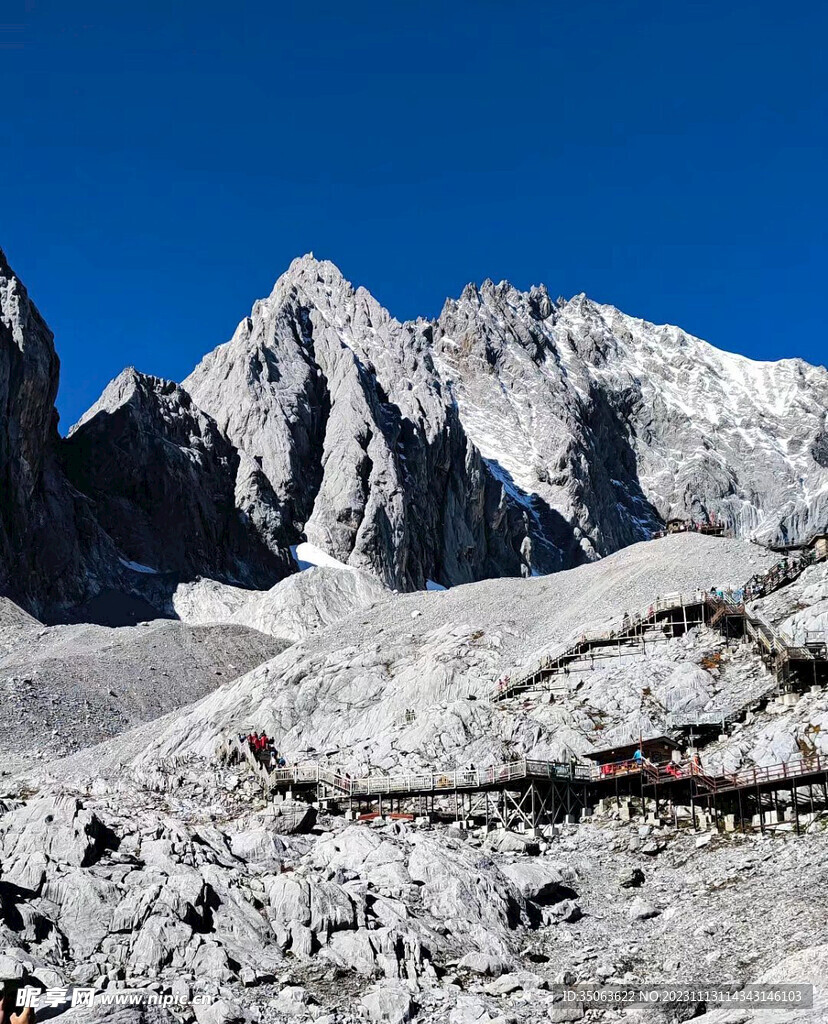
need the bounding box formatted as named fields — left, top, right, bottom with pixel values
left=240, top=731, right=287, bottom=770
left=742, top=552, right=812, bottom=602
left=600, top=748, right=703, bottom=779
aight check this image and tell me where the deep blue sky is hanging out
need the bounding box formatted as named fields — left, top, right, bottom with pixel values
left=2, top=1, right=826, bottom=429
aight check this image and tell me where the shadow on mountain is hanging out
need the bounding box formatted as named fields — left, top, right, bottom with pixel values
left=579, top=384, right=663, bottom=552
left=44, top=587, right=176, bottom=627
left=481, top=458, right=586, bottom=575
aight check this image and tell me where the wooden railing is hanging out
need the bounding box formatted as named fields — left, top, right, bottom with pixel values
left=224, top=752, right=590, bottom=797
left=665, top=711, right=727, bottom=730
left=219, top=737, right=828, bottom=807
left=700, top=754, right=828, bottom=794
left=495, top=547, right=823, bottom=703
left=494, top=590, right=708, bottom=701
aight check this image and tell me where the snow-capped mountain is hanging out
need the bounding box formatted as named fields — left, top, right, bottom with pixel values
left=434, top=280, right=828, bottom=561
left=185, top=255, right=828, bottom=583
left=2, top=247, right=826, bottom=614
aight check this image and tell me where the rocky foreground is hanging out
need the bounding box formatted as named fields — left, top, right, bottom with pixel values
left=2, top=756, right=828, bottom=1024
left=0, top=533, right=819, bottom=1023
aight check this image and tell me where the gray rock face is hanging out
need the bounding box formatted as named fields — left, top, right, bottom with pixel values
left=184, top=256, right=828, bottom=583
left=4, top=247, right=827, bottom=615
left=62, top=368, right=293, bottom=586
left=434, top=283, right=828, bottom=557
left=184, top=256, right=530, bottom=591
left=0, top=248, right=116, bottom=615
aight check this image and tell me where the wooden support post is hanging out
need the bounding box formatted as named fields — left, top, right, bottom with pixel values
left=737, top=787, right=744, bottom=832
left=756, top=784, right=764, bottom=832
left=793, top=784, right=800, bottom=835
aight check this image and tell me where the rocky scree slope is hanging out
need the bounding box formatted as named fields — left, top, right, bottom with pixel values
left=0, top=606, right=285, bottom=774
left=53, top=534, right=777, bottom=779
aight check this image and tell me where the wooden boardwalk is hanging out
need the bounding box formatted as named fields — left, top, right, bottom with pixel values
left=219, top=735, right=828, bottom=834
left=493, top=547, right=826, bottom=702
left=217, top=538, right=828, bottom=835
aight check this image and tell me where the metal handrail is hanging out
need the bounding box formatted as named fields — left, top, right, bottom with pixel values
left=220, top=738, right=828, bottom=806
left=231, top=753, right=593, bottom=797
left=495, top=590, right=709, bottom=700
left=495, top=549, right=821, bottom=701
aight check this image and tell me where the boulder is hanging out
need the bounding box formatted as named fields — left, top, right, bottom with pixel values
left=483, top=830, right=541, bottom=855
left=618, top=867, right=645, bottom=889
left=270, top=986, right=314, bottom=1017
left=457, top=951, right=508, bottom=977
left=193, top=999, right=245, bottom=1024
left=359, top=981, right=414, bottom=1023
left=484, top=970, right=547, bottom=996
left=628, top=896, right=659, bottom=920
left=498, top=861, right=564, bottom=902
left=269, top=800, right=317, bottom=835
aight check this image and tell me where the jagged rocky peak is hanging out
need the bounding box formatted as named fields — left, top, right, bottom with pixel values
left=0, top=249, right=117, bottom=616
left=434, top=276, right=828, bottom=552
left=63, top=367, right=293, bottom=588
left=185, top=257, right=828, bottom=581
left=185, top=255, right=530, bottom=591
left=3, top=247, right=826, bottom=614
left=70, top=365, right=185, bottom=427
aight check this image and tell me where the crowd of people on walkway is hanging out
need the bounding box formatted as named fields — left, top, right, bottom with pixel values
left=742, top=552, right=813, bottom=602
left=240, top=731, right=287, bottom=769
left=652, top=515, right=729, bottom=539
left=599, top=749, right=703, bottom=780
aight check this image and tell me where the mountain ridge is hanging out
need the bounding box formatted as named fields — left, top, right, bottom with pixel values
left=183, top=254, right=828, bottom=575
left=1, top=246, right=826, bottom=616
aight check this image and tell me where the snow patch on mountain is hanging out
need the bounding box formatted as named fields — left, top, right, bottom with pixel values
left=291, top=541, right=352, bottom=573
left=171, top=564, right=390, bottom=642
